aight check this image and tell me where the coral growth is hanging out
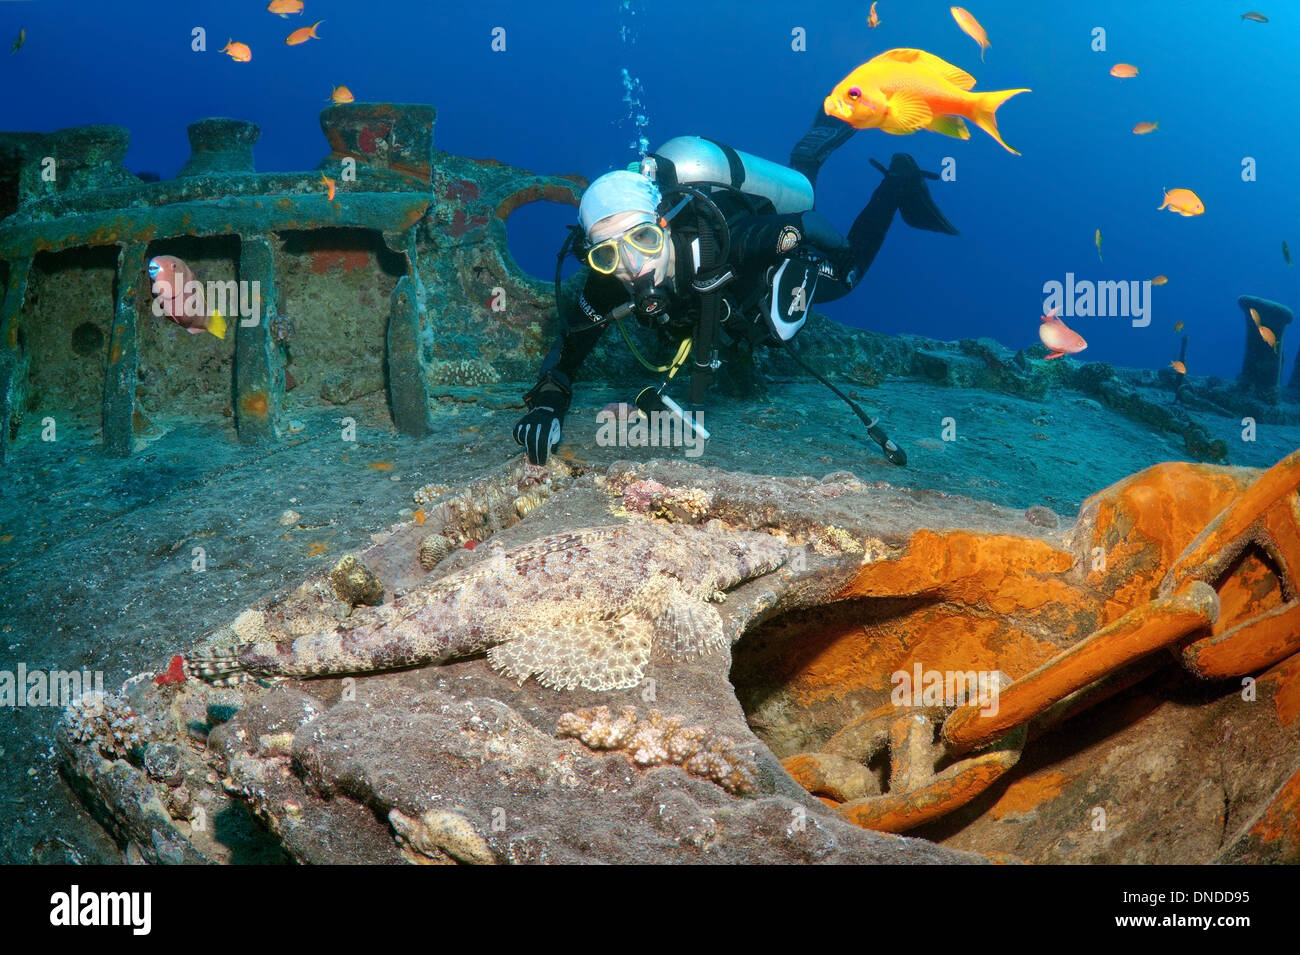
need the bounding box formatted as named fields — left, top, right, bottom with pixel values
left=557, top=706, right=758, bottom=795
left=60, top=690, right=165, bottom=760
left=620, top=479, right=714, bottom=523
left=426, top=358, right=501, bottom=386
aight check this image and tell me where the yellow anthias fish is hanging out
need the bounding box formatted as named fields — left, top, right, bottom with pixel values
left=10, top=28, right=24, bottom=54
left=1258, top=325, right=1279, bottom=350
left=330, top=85, right=354, bottom=104
left=286, top=20, right=323, bottom=45
left=1159, top=187, right=1204, bottom=216
left=1094, top=229, right=1102, bottom=261
left=221, top=39, right=252, bottom=63
left=1173, top=321, right=1184, bottom=332
left=824, top=48, right=1030, bottom=154
left=1132, top=121, right=1158, bottom=135
left=868, top=1, right=881, bottom=28
left=1249, top=307, right=1261, bottom=326
left=950, top=7, right=990, bottom=61
left=1151, top=275, right=1168, bottom=285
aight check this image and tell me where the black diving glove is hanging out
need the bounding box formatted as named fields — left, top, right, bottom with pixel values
left=514, top=371, right=572, bottom=465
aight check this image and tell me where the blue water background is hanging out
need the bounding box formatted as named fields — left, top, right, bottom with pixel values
left=2, top=0, right=1296, bottom=382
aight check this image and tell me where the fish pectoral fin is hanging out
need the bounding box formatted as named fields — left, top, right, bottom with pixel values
left=486, top=618, right=653, bottom=692
left=881, top=91, right=933, bottom=133
left=652, top=592, right=726, bottom=659
left=874, top=47, right=978, bottom=90
left=924, top=114, right=971, bottom=140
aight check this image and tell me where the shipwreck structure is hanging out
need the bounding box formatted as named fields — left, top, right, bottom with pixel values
left=0, top=104, right=585, bottom=463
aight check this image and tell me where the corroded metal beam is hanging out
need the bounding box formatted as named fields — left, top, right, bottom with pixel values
left=234, top=236, right=282, bottom=444
left=103, top=242, right=146, bottom=457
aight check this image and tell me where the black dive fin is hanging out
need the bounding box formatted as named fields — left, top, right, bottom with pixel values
left=871, top=153, right=959, bottom=236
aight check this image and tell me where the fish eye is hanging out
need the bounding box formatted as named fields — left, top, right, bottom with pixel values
left=847, top=87, right=862, bottom=100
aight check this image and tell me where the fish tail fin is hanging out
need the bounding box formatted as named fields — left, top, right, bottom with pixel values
left=206, top=310, right=227, bottom=339
left=312, top=19, right=324, bottom=36
left=185, top=645, right=255, bottom=686
left=972, top=87, right=1030, bottom=155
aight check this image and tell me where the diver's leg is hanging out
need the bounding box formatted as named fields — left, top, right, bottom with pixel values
left=789, top=108, right=856, bottom=190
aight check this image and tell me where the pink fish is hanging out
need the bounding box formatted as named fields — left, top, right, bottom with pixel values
left=147, top=255, right=227, bottom=338
left=1038, top=307, right=1087, bottom=359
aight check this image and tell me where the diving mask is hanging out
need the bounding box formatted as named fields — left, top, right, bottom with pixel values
left=585, top=221, right=666, bottom=275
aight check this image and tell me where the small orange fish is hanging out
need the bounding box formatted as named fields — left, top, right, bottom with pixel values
left=1039, top=307, right=1087, bottom=359
left=286, top=19, right=323, bottom=45
left=413, top=509, right=426, bottom=525
left=1249, top=307, right=1261, bottom=326
left=1170, top=360, right=1187, bottom=375
left=867, top=1, right=881, bottom=28
left=1150, top=275, right=1168, bottom=286
left=950, top=7, right=990, bottom=61
left=1132, top=121, right=1158, bottom=135
left=1242, top=12, right=1268, bottom=23
left=1110, top=63, right=1139, bottom=78
left=268, top=0, right=304, bottom=16
left=1159, top=187, right=1204, bottom=217
left=368, top=460, right=393, bottom=470
left=321, top=173, right=336, bottom=201
left=1258, top=325, right=1279, bottom=350
left=330, top=85, right=354, bottom=104
left=307, top=541, right=327, bottom=556
left=1173, top=321, right=1185, bottom=332
left=221, top=39, right=252, bottom=63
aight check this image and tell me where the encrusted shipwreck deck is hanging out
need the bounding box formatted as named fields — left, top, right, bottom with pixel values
left=0, top=105, right=584, bottom=462
left=55, top=454, right=1300, bottom=864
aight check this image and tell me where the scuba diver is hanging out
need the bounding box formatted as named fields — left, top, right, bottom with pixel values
left=513, top=109, right=958, bottom=467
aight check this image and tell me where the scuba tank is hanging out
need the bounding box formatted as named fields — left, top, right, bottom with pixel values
left=651, top=136, right=814, bottom=215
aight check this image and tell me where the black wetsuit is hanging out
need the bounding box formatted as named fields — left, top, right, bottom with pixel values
left=515, top=110, right=949, bottom=464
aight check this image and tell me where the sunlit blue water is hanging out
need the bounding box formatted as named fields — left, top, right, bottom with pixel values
left=3, top=0, right=1296, bottom=381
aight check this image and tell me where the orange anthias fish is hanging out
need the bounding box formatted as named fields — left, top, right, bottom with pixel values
left=1170, top=360, right=1187, bottom=375
left=1132, top=121, right=1158, bottom=135
left=824, top=48, right=1030, bottom=154
left=867, top=1, right=881, bottom=28
left=1159, top=187, right=1205, bottom=216
left=1258, top=325, right=1279, bottom=350
left=1174, top=321, right=1185, bottom=332
left=221, top=39, right=252, bottom=63
left=321, top=173, right=336, bottom=200
left=1110, top=63, right=1139, bottom=78
left=286, top=19, right=323, bottom=45
left=950, top=7, right=990, bottom=61
left=268, top=0, right=304, bottom=16
left=1249, top=307, right=1262, bottom=326
left=1151, top=275, right=1168, bottom=285
left=1039, top=307, right=1087, bottom=360
left=146, top=256, right=227, bottom=338
left=330, top=85, right=354, bottom=104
